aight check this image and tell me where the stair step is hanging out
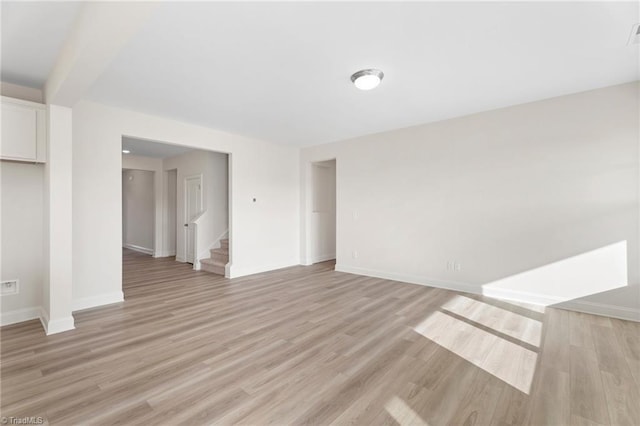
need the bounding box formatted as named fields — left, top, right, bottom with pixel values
left=201, top=258, right=225, bottom=267
left=220, top=239, right=229, bottom=249
left=200, top=258, right=226, bottom=276
left=211, top=253, right=228, bottom=264
left=210, top=247, right=229, bottom=257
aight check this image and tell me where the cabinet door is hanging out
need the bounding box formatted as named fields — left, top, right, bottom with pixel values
left=1, top=102, right=38, bottom=161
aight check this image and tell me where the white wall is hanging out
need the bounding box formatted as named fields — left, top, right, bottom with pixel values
left=121, top=154, right=163, bottom=256
left=122, top=169, right=155, bottom=253
left=0, top=162, right=44, bottom=325
left=301, top=82, right=639, bottom=320
left=308, top=160, right=336, bottom=263
left=73, top=100, right=299, bottom=307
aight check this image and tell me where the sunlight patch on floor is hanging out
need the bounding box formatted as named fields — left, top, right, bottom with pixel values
left=441, top=295, right=542, bottom=347
left=385, top=396, right=430, bottom=426
left=414, top=309, right=537, bottom=394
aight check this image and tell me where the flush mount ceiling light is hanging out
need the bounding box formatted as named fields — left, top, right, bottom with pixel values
left=122, top=149, right=130, bottom=154
left=351, top=69, right=384, bottom=90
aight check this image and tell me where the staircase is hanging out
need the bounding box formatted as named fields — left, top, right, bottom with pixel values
left=200, top=238, right=229, bottom=276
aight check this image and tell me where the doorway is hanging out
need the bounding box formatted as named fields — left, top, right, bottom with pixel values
left=121, top=135, right=230, bottom=278
left=310, top=159, right=336, bottom=263
left=122, top=169, right=155, bottom=255
left=184, top=174, right=203, bottom=264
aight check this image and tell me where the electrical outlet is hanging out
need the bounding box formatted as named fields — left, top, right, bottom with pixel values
left=1, top=280, right=19, bottom=296
left=352, top=250, right=359, bottom=259
left=447, top=261, right=461, bottom=272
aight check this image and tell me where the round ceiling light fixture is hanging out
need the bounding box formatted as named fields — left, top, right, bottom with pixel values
left=122, top=149, right=131, bottom=154
left=351, top=69, right=384, bottom=90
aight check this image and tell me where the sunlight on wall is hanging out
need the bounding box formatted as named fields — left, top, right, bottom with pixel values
left=414, top=308, right=538, bottom=394
left=441, top=295, right=542, bottom=347
left=385, top=396, right=430, bottom=426
left=482, top=241, right=628, bottom=305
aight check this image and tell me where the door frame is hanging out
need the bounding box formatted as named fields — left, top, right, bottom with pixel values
left=184, top=173, right=203, bottom=264
left=303, top=158, right=337, bottom=266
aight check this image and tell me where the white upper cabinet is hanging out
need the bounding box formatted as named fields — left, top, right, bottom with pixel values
left=1, top=96, right=47, bottom=163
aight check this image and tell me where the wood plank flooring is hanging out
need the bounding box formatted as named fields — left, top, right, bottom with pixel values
left=1, top=249, right=639, bottom=425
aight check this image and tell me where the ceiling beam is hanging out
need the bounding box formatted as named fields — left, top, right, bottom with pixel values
left=44, top=2, right=157, bottom=106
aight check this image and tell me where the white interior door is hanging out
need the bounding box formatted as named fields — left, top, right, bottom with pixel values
left=185, top=176, right=202, bottom=263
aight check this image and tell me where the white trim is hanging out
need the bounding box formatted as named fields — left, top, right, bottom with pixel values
left=39, top=307, right=48, bottom=331
left=39, top=308, right=75, bottom=335
left=153, top=250, right=176, bottom=258
left=73, top=291, right=124, bottom=312
left=43, top=316, right=75, bottom=335
left=175, top=255, right=186, bottom=263
left=554, top=300, right=640, bottom=322
left=0, top=306, right=41, bottom=326
left=310, top=253, right=336, bottom=264
left=334, top=264, right=640, bottom=322
left=228, top=259, right=299, bottom=279
left=334, top=264, right=479, bottom=295
left=1, top=95, right=46, bottom=110
left=123, top=243, right=154, bottom=255
left=481, top=286, right=565, bottom=307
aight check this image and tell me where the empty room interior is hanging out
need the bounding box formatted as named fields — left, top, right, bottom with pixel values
left=0, top=1, right=638, bottom=425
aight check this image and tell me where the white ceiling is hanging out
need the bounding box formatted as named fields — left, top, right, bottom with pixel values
left=122, top=136, right=194, bottom=159
left=3, top=2, right=639, bottom=147
left=1, top=1, right=82, bottom=88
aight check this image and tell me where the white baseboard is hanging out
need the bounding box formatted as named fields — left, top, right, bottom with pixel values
left=335, top=264, right=479, bottom=295
left=481, top=287, right=639, bottom=322
left=39, top=307, right=48, bottom=331
left=334, top=264, right=640, bottom=323
left=229, top=259, right=299, bottom=279
left=153, top=250, right=176, bottom=258
left=123, top=243, right=154, bottom=255
left=311, top=253, right=336, bottom=264
left=175, top=256, right=186, bottom=263
left=0, top=306, right=41, bottom=326
left=2, top=292, right=125, bottom=332
left=481, top=286, right=564, bottom=307
left=554, top=300, right=640, bottom=322
left=73, top=291, right=124, bottom=312
left=39, top=308, right=74, bottom=335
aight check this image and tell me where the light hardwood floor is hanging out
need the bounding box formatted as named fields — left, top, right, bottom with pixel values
left=1, top=249, right=639, bottom=425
